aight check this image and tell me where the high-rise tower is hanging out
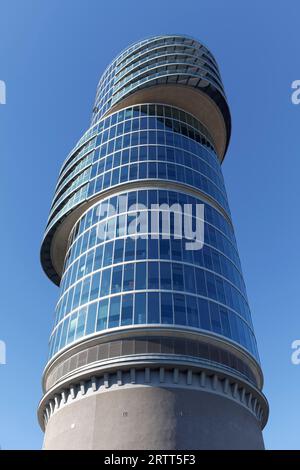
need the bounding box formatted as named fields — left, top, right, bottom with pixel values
left=39, top=35, right=268, bottom=449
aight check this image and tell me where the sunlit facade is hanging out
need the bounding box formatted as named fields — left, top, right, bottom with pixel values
left=39, top=35, right=268, bottom=450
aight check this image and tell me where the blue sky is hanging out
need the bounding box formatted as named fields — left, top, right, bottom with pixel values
left=0, top=0, right=300, bottom=449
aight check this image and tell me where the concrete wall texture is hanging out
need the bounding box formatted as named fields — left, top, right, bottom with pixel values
left=43, top=386, right=264, bottom=450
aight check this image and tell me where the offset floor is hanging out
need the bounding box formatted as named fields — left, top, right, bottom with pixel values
left=39, top=35, right=268, bottom=449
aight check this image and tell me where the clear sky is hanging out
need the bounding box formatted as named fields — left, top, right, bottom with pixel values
left=0, top=0, right=299, bottom=450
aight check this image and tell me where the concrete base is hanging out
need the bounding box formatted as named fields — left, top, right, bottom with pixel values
left=43, top=386, right=265, bottom=450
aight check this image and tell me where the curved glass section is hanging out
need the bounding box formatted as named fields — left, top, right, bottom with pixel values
left=39, top=36, right=269, bottom=441
left=41, top=35, right=261, bottom=380
left=48, top=187, right=258, bottom=361
left=45, top=103, right=228, bottom=238
left=90, top=35, right=227, bottom=128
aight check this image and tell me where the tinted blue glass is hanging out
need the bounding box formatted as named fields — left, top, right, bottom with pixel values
left=123, top=263, right=134, bottom=291
left=50, top=177, right=257, bottom=359
left=111, top=265, right=122, bottom=294
left=134, top=293, right=146, bottom=324
left=97, top=299, right=108, bottom=330
left=160, top=262, right=172, bottom=290
left=198, top=298, right=211, bottom=330
left=86, top=302, right=97, bottom=335
left=148, top=262, right=159, bottom=289
left=108, top=296, right=120, bottom=328
left=174, top=294, right=186, bottom=326
left=161, top=293, right=173, bottom=324
left=136, top=263, right=146, bottom=290
left=148, top=293, right=159, bottom=323
left=121, top=294, right=133, bottom=326
left=100, top=268, right=111, bottom=297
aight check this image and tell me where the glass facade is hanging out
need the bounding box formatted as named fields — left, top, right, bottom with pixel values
left=48, top=186, right=258, bottom=360
left=41, top=34, right=259, bottom=371
left=46, top=103, right=228, bottom=237
left=39, top=35, right=268, bottom=449
left=89, top=35, right=228, bottom=131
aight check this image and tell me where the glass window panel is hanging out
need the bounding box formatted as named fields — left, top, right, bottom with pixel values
left=80, top=276, right=91, bottom=305
left=121, top=294, right=133, bottom=326
left=148, top=238, right=158, bottom=259
left=113, top=151, right=121, bottom=167
left=122, top=149, right=130, bottom=165
left=148, top=147, right=156, bottom=161
left=173, top=293, right=186, bottom=325
left=67, top=313, right=77, bottom=344
left=198, top=298, right=211, bottom=330
left=237, top=317, right=246, bottom=346
left=195, top=268, right=207, bottom=296
left=183, top=265, right=196, bottom=293
left=108, top=296, right=121, bottom=328
left=210, top=302, right=222, bottom=334
left=160, top=262, right=172, bottom=290
left=220, top=307, right=231, bottom=338
left=206, top=272, right=217, bottom=300
left=106, top=218, right=116, bottom=240
left=120, top=165, right=129, bottom=182
left=159, top=239, right=171, bottom=259
left=123, top=263, right=134, bottom=291
left=129, top=164, right=138, bottom=180
left=66, top=286, right=74, bottom=313
left=134, top=292, right=146, bottom=324
left=53, top=324, right=62, bottom=355
left=136, top=262, right=146, bottom=290
left=161, top=292, right=173, bottom=324
left=124, top=237, right=135, bottom=261
left=111, top=168, right=120, bottom=185
left=171, top=239, right=182, bottom=261
left=72, top=282, right=82, bottom=310
left=75, top=307, right=87, bottom=339
left=172, top=263, right=184, bottom=290
left=116, top=214, right=126, bottom=237
left=59, top=316, right=70, bottom=349
left=148, top=262, right=159, bottom=289
left=97, top=299, right=109, bottom=330
left=186, top=295, right=199, bottom=328
left=149, top=162, right=157, bottom=178
left=111, top=265, right=123, bottom=294
left=139, top=147, right=148, bottom=162
left=138, top=190, right=147, bottom=206
left=136, top=238, right=147, bottom=259
left=78, top=253, right=87, bottom=278
left=86, top=302, right=97, bottom=335
left=94, top=245, right=103, bottom=270
left=103, top=241, right=113, bottom=267
left=157, top=146, right=166, bottom=160
left=139, top=163, right=147, bottom=178
left=69, top=260, right=78, bottom=286
left=148, top=293, right=160, bottom=323
left=89, top=227, right=97, bottom=248
left=216, top=277, right=226, bottom=304
left=229, top=313, right=239, bottom=342
left=113, top=238, right=124, bottom=263
left=203, top=246, right=213, bottom=270
left=81, top=231, right=89, bottom=253
left=100, top=268, right=111, bottom=297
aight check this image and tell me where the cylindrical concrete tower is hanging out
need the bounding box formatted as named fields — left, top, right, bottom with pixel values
left=39, top=35, right=268, bottom=449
